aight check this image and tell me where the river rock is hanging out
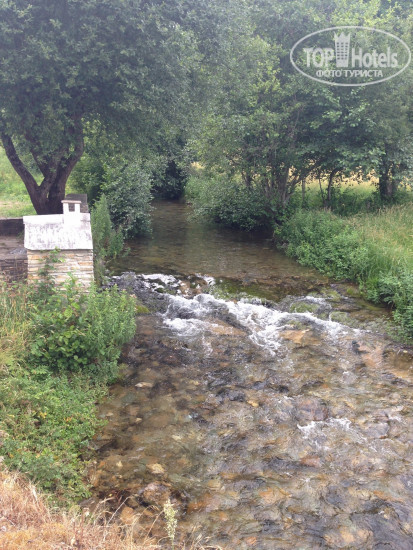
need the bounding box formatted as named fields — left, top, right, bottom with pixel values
left=295, top=397, right=329, bottom=422
left=119, top=505, right=136, bottom=526
left=140, top=482, right=172, bottom=507
left=323, top=524, right=372, bottom=548
left=147, top=463, right=166, bottom=475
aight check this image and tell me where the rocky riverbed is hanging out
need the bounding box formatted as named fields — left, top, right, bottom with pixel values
left=85, top=270, right=413, bottom=549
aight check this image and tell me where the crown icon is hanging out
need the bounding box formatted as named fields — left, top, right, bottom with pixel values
left=334, top=32, right=351, bottom=67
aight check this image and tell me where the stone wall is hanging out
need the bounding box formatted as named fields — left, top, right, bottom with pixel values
left=27, top=249, right=94, bottom=288
left=0, top=257, right=27, bottom=283
left=0, top=218, right=24, bottom=236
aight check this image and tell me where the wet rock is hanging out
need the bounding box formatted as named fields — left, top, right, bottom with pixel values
left=290, top=301, right=319, bottom=314
left=300, top=455, right=321, bottom=468
left=365, top=422, right=389, bottom=439
left=201, top=394, right=222, bottom=409
left=324, top=524, right=372, bottom=548
left=147, top=463, right=165, bottom=475
left=145, top=413, right=172, bottom=429
left=295, top=397, right=329, bottom=423
left=257, top=486, right=290, bottom=504
left=300, top=379, right=325, bottom=392
left=187, top=491, right=239, bottom=514
left=217, top=388, right=245, bottom=402
left=140, top=482, right=172, bottom=507
left=188, top=410, right=209, bottom=424
left=135, top=382, right=153, bottom=389
left=149, top=379, right=177, bottom=397
left=119, top=505, right=136, bottom=526
left=330, top=311, right=350, bottom=323
left=280, top=328, right=311, bottom=345
left=272, top=384, right=290, bottom=394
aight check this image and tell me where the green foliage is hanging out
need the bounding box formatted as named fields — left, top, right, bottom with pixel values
left=0, top=370, right=104, bottom=503
left=70, top=150, right=107, bottom=207
left=29, top=280, right=136, bottom=381
left=152, top=159, right=187, bottom=200
left=91, top=194, right=124, bottom=261
left=186, top=174, right=272, bottom=231
left=190, top=0, right=413, bottom=209
left=104, top=161, right=153, bottom=238
left=0, top=277, right=137, bottom=502
left=91, top=194, right=124, bottom=284
left=0, top=0, right=199, bottom=213
left=281, top=208, right=413, bottom=338
left=281, top=210, right=368, bottom=279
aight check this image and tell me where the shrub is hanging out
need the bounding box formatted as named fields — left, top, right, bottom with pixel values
left=104, top=161, right=153, bottom=237
left=281, top=210, right=366, bottom=279
left=91, top=194, right=124, bottom=284
left=186, top=174, right=272, bottom=230
left=0, top=278, right=137, bottom=501
left=281, top=209, right=413, bottom=339
left=152, top=158, right=187, bottom=199
left=0, top=370, right=104, bottom=502
left=29, top=280, right=136, bottom=381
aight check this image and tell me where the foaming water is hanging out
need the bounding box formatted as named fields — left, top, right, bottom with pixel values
left=163, top=290, right=352, bottom=356
left=89, top=203, right=413, bottom=550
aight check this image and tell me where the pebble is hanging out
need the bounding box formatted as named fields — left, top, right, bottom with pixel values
left=147, top=463, right=165, bottom=475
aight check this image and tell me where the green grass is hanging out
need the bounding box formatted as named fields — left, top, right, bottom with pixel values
left=0, top=277, right=137, bottom=504
left=350, top=205, right=413, bottom=274
left=0, top=148, right=36, bottom=217
left=281, top=202, right=413, bottom=339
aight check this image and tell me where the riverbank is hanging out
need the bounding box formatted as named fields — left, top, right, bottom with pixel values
left=0, top=279, right=136, bottom=503
left=280, top=204, right=413, bottom=340
left=0, top=467, right=212, bottom=549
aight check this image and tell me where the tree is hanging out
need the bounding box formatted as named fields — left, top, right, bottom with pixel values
left=193, top=0, right=413, bottom=213
left=0, top=0, right=197, bottom=214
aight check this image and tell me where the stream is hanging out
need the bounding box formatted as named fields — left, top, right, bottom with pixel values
left=88, top=201, right=413, bottom=549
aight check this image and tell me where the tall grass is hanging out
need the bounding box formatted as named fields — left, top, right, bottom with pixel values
left=350, top=205, right=413, bottom=275
left=281, top=203, right=413, bottom=339
left=0, top=468, right=219, bottom=549
left=0, top=283, right=31, bottom=370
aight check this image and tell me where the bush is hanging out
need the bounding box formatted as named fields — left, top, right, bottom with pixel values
left=29, top=280, right=136, bottom=381
left=91, top=194, right=124, bottom=284
left=72, top=152, right=153, bottom=237
left=281, top=209, right=413, bottom=339
left=152, top=158, right=187, bottom=199
left=104, top=161, right=153, bottom=237
left=186, top=174, right=272, bottom=230
left=0, top=278, right=137, bottom=502
left=281, top=210, right=369, bottom=279
left=0, top=370, right=104, bottom=502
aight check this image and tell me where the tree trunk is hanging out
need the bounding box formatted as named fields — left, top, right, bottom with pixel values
left=325, top=168, right=339, bottom=208
left=378, top=166, right=396, bottom=200
left=1, top=131, right=84, bottom=215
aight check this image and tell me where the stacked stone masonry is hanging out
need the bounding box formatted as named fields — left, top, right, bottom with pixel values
left=27, top=249, right=94, bottom=287
left=0, top=257, right=27, bottom=283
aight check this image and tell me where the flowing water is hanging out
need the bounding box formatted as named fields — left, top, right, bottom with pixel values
left=89, top=201, right=413, bottom=549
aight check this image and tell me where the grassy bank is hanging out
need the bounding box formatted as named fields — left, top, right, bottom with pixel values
left=0, top=278, right=136, bottom=503
left=280, top=204, right=413, bottom=339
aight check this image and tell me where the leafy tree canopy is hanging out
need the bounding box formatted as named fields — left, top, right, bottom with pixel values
left=0, top=0, right=198, bottom=213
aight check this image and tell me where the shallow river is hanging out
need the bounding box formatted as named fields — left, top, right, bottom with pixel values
left=89, top=201, right=413, bottom=549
